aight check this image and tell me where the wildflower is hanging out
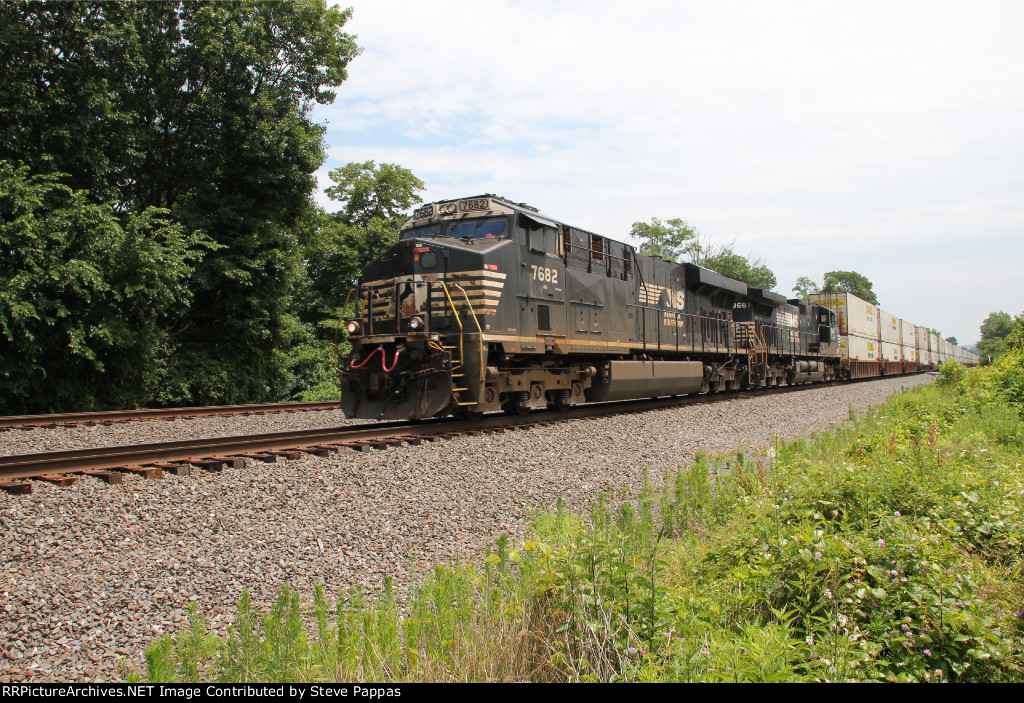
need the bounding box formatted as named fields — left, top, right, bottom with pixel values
left=902, top=624, right=909, bottom=631
left=627, top=647, right=637, bottom=655
left=806, top=635, right=814, bottom=646
left=924, top=649, right=932, bottom=657
left=878, top=539, right=886, bottom=548
left=838, top=614, right=848, bottom=628
left=824, top=589, right=833, bottom=599
left=700, top=647, right=710, bottom=656
left=894, top=511, right=901, bottom=517
left=810, top=652, right=819, bottom=660
left=815, top=551, right=822, bottom=560
left=901, top=577, right=908, bottom=582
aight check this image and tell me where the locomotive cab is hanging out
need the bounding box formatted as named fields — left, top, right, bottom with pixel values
left=341, top=197, right=523, bottom=420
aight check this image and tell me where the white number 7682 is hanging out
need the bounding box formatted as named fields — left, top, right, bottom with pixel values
left=530, top=265, right=558, bottom=284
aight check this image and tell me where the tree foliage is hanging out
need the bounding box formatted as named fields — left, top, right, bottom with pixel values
left=821, top=270, right=878, bottom=305
left=978, top=311, right=1014, bottom=363
left=630, top=218, right=696, bottom=262
left=791, top=276, right=820, bottom=302
left=0, top=1, right=360, bottom=410
left=630, top=218, right=777, bottom=289
left=280, top=162, right=425, bottom=401
left=0, top=164, right=212, bottom=413
left=700, top=250, right=777, bottom=290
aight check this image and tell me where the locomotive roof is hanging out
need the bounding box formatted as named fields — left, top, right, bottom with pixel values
left=747, top=288, right=788, bottom=306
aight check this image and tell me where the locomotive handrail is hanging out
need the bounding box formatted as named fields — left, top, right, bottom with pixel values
left=437, top=281, right=464, bottom=371
left=454, top=284, right=486, bottom=386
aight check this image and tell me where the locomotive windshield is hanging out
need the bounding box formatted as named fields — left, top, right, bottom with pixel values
left=400, top=223, right=443, bottom=240
left=449, top=217, right=508, bottom=239
left=401, top=217, right=509, bottom=241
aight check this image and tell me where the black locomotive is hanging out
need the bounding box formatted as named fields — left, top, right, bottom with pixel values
left=339, top=195, right=844, bottom=420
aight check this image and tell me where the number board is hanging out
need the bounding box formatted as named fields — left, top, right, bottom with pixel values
left=459, top=198, right=489, bottom=212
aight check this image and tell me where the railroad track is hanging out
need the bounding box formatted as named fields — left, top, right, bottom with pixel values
left=0, top=400, right=340, bottom=432
left=0, top=377, right=913, bottom=494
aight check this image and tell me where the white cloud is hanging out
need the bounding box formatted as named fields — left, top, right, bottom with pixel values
left=314, top=0, right=1024, bottom=344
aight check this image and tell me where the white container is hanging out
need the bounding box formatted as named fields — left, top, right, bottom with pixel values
left=810, top=293, right=879, bottom=338
left=900, top=320, right=916, bottom=347
left=915, top=325, right=929, bottom=349
left=879, top=310, right=900, bottom=343
left=880, top=340, right=902, bottom=362
left=841, top=333, right=879, bottom=360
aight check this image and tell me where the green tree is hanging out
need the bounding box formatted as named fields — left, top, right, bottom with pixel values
left=945, top=335, right=959, bottom=346
left=792, top=276, right=820, bottom=302
left=821, top=270, right=878, bottom=305
left=0, top=1, right=361, bottom=407
left=279, top=162, right=425, bottom=400
left=302, top=162, right=425, bottom=315
left=630, top=218, right=777, bottom=289
left=688, top=235, right=777, bottom=290
left=0, top=163, right=212, bottom=414
left=701, top=250, right=777, bottom=290
left=630, top=217, right=697, bottom=262
left=978, top=311, right=1013, bottom=363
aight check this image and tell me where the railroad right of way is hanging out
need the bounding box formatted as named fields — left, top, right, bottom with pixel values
left=0, top=375, right=932, bottom=683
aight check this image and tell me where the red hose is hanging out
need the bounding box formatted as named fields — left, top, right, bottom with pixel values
left=350, top=346, right=382, bottom=369
left=382, top=347, right=401, bottom=372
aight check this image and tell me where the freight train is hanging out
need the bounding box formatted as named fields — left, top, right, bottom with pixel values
left=339, top=195, right=978, bottom=420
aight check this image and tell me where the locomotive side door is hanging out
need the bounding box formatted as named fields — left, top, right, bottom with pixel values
left=518, top=215, right=566, bottom=352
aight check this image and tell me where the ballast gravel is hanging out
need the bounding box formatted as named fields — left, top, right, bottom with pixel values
left=0, top=376, right=932, bottom=682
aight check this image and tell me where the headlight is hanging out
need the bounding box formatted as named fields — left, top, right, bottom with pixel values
left=407, top=316, right=424, bottom=332
left=438, top=203, right=458, bottom=215
left=346, top=320, right=362, bottom=336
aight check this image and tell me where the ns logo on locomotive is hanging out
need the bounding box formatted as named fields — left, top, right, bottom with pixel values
left=339, top=195, right=967, bottom=421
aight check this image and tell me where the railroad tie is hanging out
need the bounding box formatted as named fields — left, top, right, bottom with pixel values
left=268, top=450, right=304, bottom=460
left=244, top=454, right=280, bottom=464
left=0, top=480, right=32, bottom=494
left=188, top=457, right=233, bottom=472
left=150, top=462, right=192, bottom=477
left=310, top=444, right=344, bottom=454
left=117, top=464, right=162, bottom=480
left=37, top=474, right=80, bottom=487
left=80, top=470, right=123, bottom=485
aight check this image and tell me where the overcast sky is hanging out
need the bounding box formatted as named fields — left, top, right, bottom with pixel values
left=311, top=0, right=1024, bottom=346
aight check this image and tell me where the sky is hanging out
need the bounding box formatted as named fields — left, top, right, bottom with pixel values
left=311, top=0, right=1024, bottom=346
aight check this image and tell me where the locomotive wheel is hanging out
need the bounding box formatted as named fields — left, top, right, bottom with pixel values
left=503, top=401, right=531, bottom=416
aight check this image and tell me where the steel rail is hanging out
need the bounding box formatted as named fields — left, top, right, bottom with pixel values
left=0, top=378, right=902, bottom=484
left=0, top=401, right=340, bottom=431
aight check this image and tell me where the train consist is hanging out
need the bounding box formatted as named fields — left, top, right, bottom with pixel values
left=340, top=195, right=978, bottom=420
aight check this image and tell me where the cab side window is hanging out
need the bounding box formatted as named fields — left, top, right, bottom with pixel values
left=527, top=223, right=558, bottom=254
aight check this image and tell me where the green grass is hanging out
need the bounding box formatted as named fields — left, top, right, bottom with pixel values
left=133, top=361, right=1024, bottom=682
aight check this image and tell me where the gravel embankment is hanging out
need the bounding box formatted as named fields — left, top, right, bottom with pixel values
left=0, top=408, right=360, bottom=456
left=0, top=376, right=932, bottom=682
